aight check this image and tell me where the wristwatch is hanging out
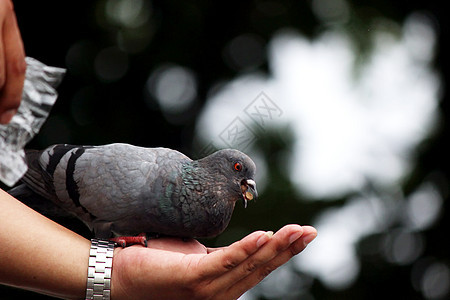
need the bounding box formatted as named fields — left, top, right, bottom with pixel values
left=85, top=239, right=115, bottom=300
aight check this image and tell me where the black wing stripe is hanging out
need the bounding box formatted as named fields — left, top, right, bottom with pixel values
left=45, top=144, right=78, bottom=176
left=65, top=147, right=97, bottom=219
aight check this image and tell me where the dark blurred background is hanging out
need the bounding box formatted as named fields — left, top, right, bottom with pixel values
left=2, top=0, right=449, bottom=299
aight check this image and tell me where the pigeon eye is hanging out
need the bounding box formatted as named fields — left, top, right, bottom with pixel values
left=234, top=162, right=242, bottom=171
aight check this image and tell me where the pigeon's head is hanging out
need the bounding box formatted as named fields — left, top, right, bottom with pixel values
left=199, top=149, right=257, bottom=208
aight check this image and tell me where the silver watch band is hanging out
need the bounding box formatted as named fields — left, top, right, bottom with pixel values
left=86, top=239, right=115, bottom=300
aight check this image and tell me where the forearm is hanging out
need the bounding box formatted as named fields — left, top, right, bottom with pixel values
left=0, top=188, right=90, bottom=299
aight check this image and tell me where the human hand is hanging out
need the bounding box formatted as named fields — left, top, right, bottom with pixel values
left=0, top=0, right=26, bottom=124
left=111, top=224, right=317, bottom=300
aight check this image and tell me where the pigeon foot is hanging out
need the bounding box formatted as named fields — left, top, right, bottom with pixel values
left=110, top=233, right=147, bottom=247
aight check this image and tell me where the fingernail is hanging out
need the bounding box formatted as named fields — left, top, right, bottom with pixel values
left=256, top=231, right=273, bottom=248
left=0, top=109, right=17, bottom=124
left=265, top=231, right=274, bottom=238
left=289, top=231, right=303, bottom=244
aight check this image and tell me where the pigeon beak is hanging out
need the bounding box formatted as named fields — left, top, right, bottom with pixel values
left=241, top=179, right=258, bottom=208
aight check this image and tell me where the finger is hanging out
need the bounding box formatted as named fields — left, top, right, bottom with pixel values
left=0, top=1, right=26, bottom=123
left=196, top=230, right=271, bottom=279
left=1, top=6, right=26, bottom=107
left=294, top=225, right=318, bottom=252
left=0, top=3, right=8, bottom=92
left=225, top=226, right=317, bottom=299
left=208, top=225, right=304, bottom=294
left=226, top=227, right=317, bottom=299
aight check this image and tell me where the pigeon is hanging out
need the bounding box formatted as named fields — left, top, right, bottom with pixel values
left=9, top=143, right=257, bottom=245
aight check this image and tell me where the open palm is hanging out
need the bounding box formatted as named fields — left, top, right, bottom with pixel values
left=111, top=225, right=317, bottom=300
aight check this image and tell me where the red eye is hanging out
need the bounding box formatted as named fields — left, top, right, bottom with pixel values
left=234, top=162, right=242, bottom=171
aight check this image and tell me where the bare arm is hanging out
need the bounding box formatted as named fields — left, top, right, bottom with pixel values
left=0, top=188, right=90, bottom=299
